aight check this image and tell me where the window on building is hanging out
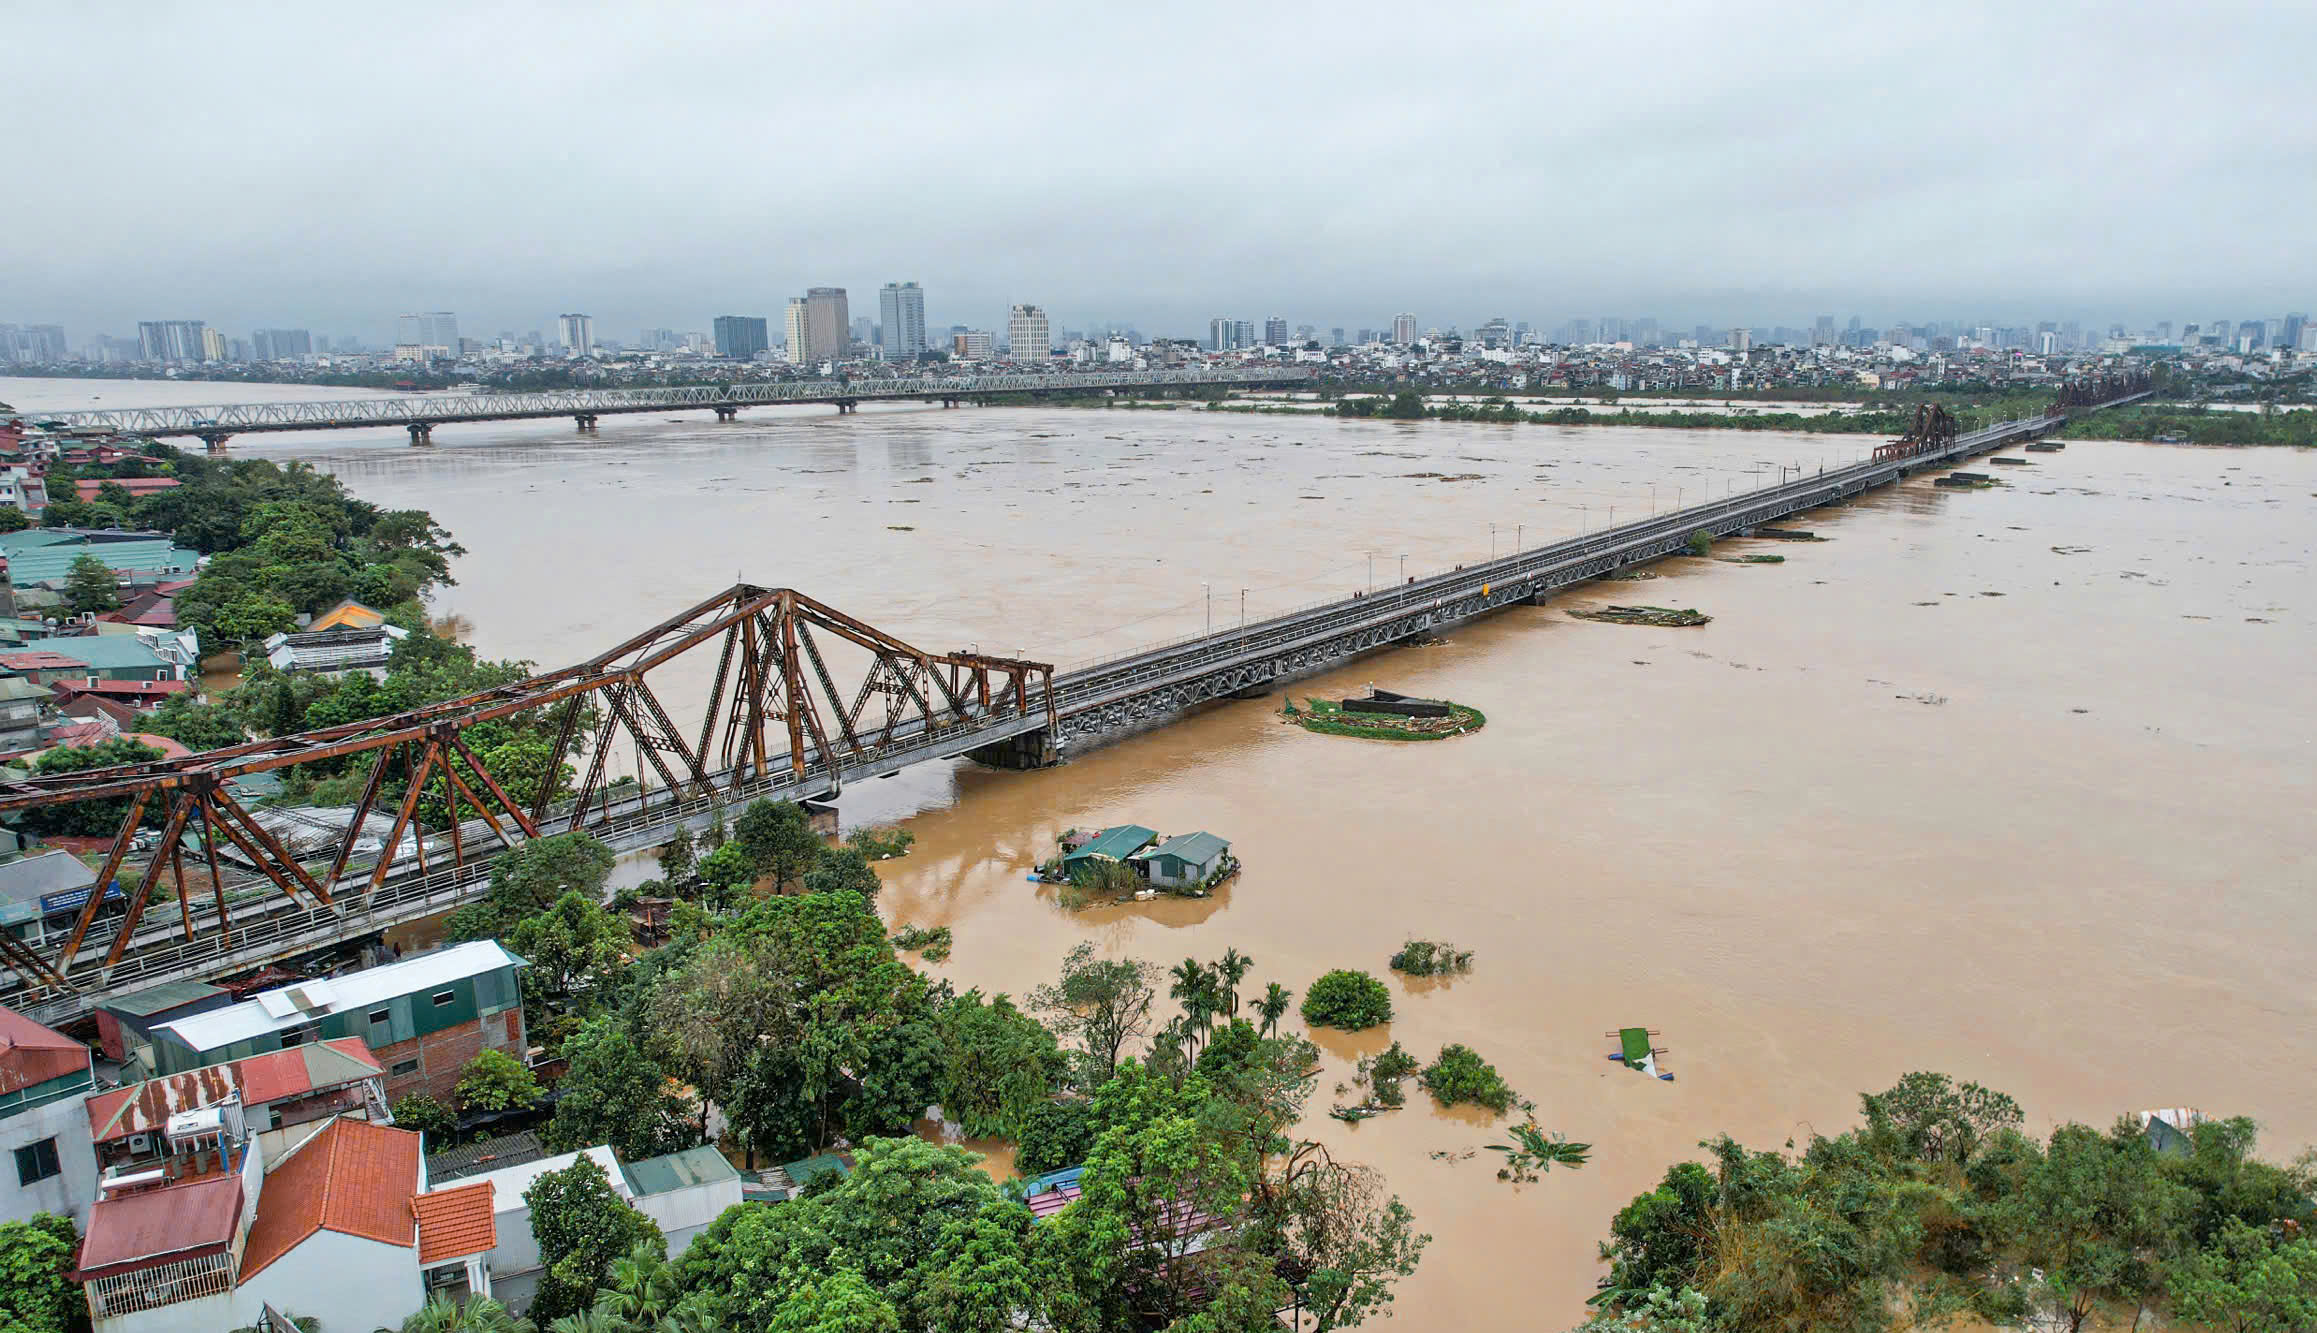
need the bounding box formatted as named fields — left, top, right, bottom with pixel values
left=390, top=1058, right=420, bottom=1077
left=280, top=1022, right=318, bottom=1048
left=369, top=1007, right=392, bottom=1025
left=432, top=989, right=456, bottom=1008
left=14, top=1137, right=61, bottom=1186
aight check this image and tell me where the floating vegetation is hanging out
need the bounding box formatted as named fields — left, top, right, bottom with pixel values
left=1389, top=940, right=1474, bottom=977
left=1488, top=1122, right=1593, bottom=1183
left=1605, top=569, right=1660, bottom=581
left=1420, top=1043, right=1519, bottom=1115
left=889, top=923, right=951, bottom=962
left=1333, top=1042, right=1421, bottom=1121
left=1570, top=605, right=1711, bottom=627
left=1718, top=554, right=1785, bottom=565
left=1284, top=696, right=1484, bottom=741
left=847, top=827, right=917, bottom=860
left=1753, top=527, right=1828, bottom=542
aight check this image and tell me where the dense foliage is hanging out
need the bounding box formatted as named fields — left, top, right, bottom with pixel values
left=0, top=1213, right=80, bottom=1333
left=1579, top=1071, right=2317, bottom=1333
left=523, top=1153, right=665, bottom=1320
left=1387, top=939, right=1472, bottom=977
left=1418, top=1043, right=1517, bottom=1114
left=1299, top=968, right=1394, bottom=1030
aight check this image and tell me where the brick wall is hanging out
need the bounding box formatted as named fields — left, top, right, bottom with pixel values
left=377, top=1010, right=528, bottom=1103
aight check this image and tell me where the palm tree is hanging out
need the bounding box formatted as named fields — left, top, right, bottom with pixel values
left=1256, top=982, right=1293, bottom=1038
left=593, top=1241, right=681, bottom=1328
left=548, top=1313, right=629, bottom=1333
left=1215, top=948, right=1253, bottom=1017
left=1169, top=958, right=1217, bottom=1037
left=381, top=1296, right=535, bottom=1333
left=1486, top=1122, right=1592, bottom=1182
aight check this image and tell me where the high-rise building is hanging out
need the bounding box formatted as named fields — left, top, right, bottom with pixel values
left=713, top=316, right=769, bottom=360
left=397, top=312, right=459, bottom=356
left=1729, top=328, right=1751, bottom=355
left=1208, top=317, right=1236, bottom=351
left=137, top=320, right=207, bottom=362
left=558, top=314, right=594, bottom=356
left=1356, top=329, right=1375, bottom=345
left=878, top=283, right=927, bottom=361
left=805, top=288, right=849, bottom=361
left=1329, top=327, right=1346, bottom=347
left=0, top=325, right=68, bottom=362
left=953, top=329, right=995, bottom=361
left=199, top=327, right=228, bottom=361
left=2282, top=313, right=2307, bottom=352
left=251, top=329, right=312, bottom=360
left=1262, top=316, right=1288, bottom=346
left=850, top=316, right=874, bottom=350
left=1391, top=313, right=1417, bottom=345
left=1232, top=320, right=1255, bottom=350
left=1007, top=304, right=1050, bottom=363
left=784, top=299, right=812, bottom=364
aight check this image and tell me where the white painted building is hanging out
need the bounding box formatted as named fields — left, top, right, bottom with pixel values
left=0, top=1005, right=101, bottom=1227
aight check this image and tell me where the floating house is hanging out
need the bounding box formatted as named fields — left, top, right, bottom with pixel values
left=1058, top=824, right=1157, bottom=877
left=1131, top=832, right=1231, bottom=890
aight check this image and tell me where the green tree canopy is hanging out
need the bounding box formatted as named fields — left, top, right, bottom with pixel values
left=523, top=1154, right=665, bottom=1320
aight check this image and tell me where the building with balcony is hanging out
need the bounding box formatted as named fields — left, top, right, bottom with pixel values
left=262, top=623, right=408, bottom=678
left=86, top=1038, right=389, bottom=1173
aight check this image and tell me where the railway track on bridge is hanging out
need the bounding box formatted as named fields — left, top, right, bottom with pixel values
left=0, top=397, right=2141, bottom=1021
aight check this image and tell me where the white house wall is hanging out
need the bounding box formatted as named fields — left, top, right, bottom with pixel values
left=1, top=1095, right=100, bottom=1227
left=232, top=1230, right=425, bottom=1333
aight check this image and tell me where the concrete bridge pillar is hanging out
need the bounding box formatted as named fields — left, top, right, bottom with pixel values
left=834, top=399, right=858, bottom=415
left=405, top=423, right=434, bottom=447
left=574, top=414, right=599, bottom=432
left=199, top=431, right=234, bottom=453
left=713, top=405, right=740, bottom=422
left=966, top=729, right=1059, bottom=770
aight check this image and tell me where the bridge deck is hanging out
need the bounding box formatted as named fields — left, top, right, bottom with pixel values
left=1, top=401, right=2131, bottom=1022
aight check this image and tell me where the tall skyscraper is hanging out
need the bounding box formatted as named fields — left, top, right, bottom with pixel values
left=1232, top=320, right=1254, bottom=350
left=1263, top=316, right=1288, bottom=346
left=1330, top=327, right=1346, bottom=347
left=1390, top=313, right=1417, bottom=345
left=397, top=312, right=459, bottom=355
left=953, top=330, right=995, bottom=361
left=713, top=315, right=769, bottom=360
left=805, top=288, right=850, bottom=361
left=1813, top=315, right=1836, bottom=346
left=137, top=320, right=207, bottom=362
left=558, top=313, right=594, bottom=356
left=878, top=283, right=927, bottom=361
left=252, top=329, right=312, bottom=359
left=1729, top=328, right=1751, bottom=354
left=1007, top=304, right=1050, bottom=363
left=2282, top=313, right=2308, bottom=352
left=200, top=327, right=228, bottom=361
left=785, top=299, right=811, bottom=364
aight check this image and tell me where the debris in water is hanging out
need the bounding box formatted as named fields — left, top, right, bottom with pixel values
left=1717, top=554, right=1785, bottom=565
left=1753, top=527, right=1827, bottom=541
left=1571, top=605, right=1710, bottom=627
left=887, top=525, right=915, bottom=531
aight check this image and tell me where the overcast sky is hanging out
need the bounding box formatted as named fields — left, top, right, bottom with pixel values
left=11, top=3, right=2311, bottom=343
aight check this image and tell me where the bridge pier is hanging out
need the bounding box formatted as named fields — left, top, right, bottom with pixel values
left=966, top=729, right=1059, bottom=770
left=834, top=399, right=859, bottom=415
left=713, top=406, right=740, bottom=422
left=199, top=431, right=233, bottom=453
left=574, top=414, right=599, bottom=432
left=406, top=423, right=434, bottom=447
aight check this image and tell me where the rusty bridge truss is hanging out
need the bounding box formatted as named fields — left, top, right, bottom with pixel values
left=0, top=586, right=1052, bottom=1003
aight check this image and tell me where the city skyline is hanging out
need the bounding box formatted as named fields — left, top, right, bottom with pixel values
left=6, top=6, right=2309, bottom=340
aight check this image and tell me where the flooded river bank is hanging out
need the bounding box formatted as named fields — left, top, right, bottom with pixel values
left=9, top=378, right=2313, bottom=1325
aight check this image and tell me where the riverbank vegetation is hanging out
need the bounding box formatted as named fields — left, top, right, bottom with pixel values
left=1571, top=1071, right=2317, bottom=1333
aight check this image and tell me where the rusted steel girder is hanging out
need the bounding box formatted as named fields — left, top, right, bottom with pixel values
left=0, top=584, right=1053, bottom=990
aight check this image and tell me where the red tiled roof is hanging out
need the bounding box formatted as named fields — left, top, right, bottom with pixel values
left=77, top=1175, right=243, bottom=1278
left=73, top=478, right=182, bottom=501
left=413, top=1182, right=497, bottom=1263
left=240, top=1117, right=421, bottom=1279
left=0, top=1003, right=90, bottom=1096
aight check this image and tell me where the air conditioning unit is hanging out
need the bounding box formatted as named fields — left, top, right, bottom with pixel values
left=126, top=1132, right=153, bottom=1156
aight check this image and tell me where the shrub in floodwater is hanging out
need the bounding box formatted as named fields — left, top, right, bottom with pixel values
left=1688, top=530, right=1714, bottom=557
left=848, top=826, right=917, bottom=859
left=1421, top=1042, right=1516, bottom=1114
left=889, top=923, right=951, bottom=962
left=1389, top=939, right=1474, bottom=977
left=1301, top=969, right=1394, bottom=1030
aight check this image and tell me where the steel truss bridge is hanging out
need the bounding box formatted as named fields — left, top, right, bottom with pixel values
left=0, top=396, right=2140, bottom=1022
left=26, top=367, right=1311, bottom=447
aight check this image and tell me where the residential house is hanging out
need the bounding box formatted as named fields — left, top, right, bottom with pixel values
left=96, top=589, right=180, bottom=630
left=0, top=1003, right=101, bottom=1226
left=1059, top=824, right=1158, bottom=877
left=75, top=1114, right=449, bottom=1333
left=449, top=1141, right=740, bottom=1315
left=86, top=1038, right=390, bottom=1171
left=9, top=634, right=181, bottom=683
left=47, top=678, right=190, bottom=716
left=0, top=849, right=112, bottom=953
left=0, top=529, right=200, bottom=587
left=1130, top=832, right=1231, bottom=890
left=149, top=941, right=529, bottom=1102
left=306, top=599, right=388, bottom=633
left=93, top=980, right=233, bottom=1067
left=263, top=624, right=408, bottom=679
left=0, top=674, right=48, bottom=748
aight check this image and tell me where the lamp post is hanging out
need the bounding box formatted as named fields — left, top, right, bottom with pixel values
left=1489, top=523, right=1497, bottom=560
left=1398, top=553, right=1407, bottom=584
left=1203, top=582, right=1210, bottom=634
left=1579, top=503, right=1589, bottom=533
left=1365, top=552, right=1374, bottom=593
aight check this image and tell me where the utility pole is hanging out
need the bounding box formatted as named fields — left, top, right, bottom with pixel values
left=1203, top=582, right=1210, bottom=634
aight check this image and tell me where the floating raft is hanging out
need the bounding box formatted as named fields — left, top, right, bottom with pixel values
left=1571, top=605, right=1710, bottom=627
left=1989, top=456, right=2031, bottom=466
left=1753, top=527, right=1827, bottom=542
left=1608, top=1026, right=1676, bottom=1082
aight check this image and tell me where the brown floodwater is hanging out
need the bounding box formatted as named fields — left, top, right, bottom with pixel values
left=11, top=379, right=2312, bottom=1326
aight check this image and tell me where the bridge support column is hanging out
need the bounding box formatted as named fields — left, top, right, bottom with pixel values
left=574, top=414, right=598, bottom=432
left=199, top=432, right=233, bottom=453
left=713, top=406, right=740, bottom=422
left=406, top=423, right=433, bottom=447
left=966, top=729, right=1059, bottom=770
left=834, top=399, right=858, bottom=415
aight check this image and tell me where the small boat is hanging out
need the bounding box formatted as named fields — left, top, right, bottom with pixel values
left=1606, top=1027, right=1675, bottom=1081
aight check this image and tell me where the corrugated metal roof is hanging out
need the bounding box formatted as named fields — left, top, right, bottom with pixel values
left=0, top=1002, right=90, bottom=1095
left=455, top=1145, right=627, bottom=1212
left=86, top=1038, right=383, bottom=1143
left=427, top=1130, right=546, bottom=1183
left=1060, top=824, right=1157, bottom=865
left=77, top=1175, right=243, bottom=1277
left=622, top=1144, right=741, bottom=1196
left=0, top=849, right=96, bottom=907
left=1139, top=831, right=1228, bottom=864
left=159, top=941, right=526, bottom=1052
left=99, top=978, right=229, bottom=1019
